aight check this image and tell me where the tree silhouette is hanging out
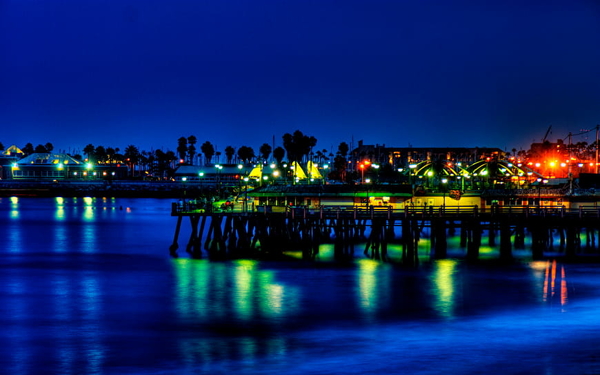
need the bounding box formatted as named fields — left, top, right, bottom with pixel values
left=34, top=144, right=48, bottom=153
left=176, top=137, right=188, bottom=162
left=273, top=146, right=285, bottom=164
left=45, top=143, right=54, bottom=153
left=187, top=135, right=197, bottom=164
left=338, top=142, right=349, bottom=157
left=283, top=130, right=317, bottom=163
left=200, top=141, right=215, bottom=165
left=225, top=146, right=235, bottom=164
left=95, top=146, right=107, bottom=163
left=124, top=145, right=140, bottom=177
left=22, top=143, right=34, bottom=156
left=237, top=146, right=255, bottom=163
left=259, top=143, right=272, bottom=162
left=106, top=147, right=115, bottom=164
left=83, top=144, right=95, bottom=161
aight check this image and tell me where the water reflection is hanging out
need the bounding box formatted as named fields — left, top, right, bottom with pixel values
left=173, top=259, right=299, bottom=367
left=430, top=260, right=458, bottom=319
left=541, top=260, right=569, bottom=310
left=357, top=259, right=391, bottom=322
left=10, top=196, right=19, bottom=219
left=80, top=274, right=104, bottom=374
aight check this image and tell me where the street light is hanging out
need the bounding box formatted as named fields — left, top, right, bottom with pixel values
left=441, top=178, right=448, bottom=207
left=243, top=177, right=249, bottom=212
left=215, top=164, right=223, bottom=198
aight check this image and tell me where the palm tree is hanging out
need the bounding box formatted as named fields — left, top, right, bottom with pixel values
left=225, top=146, right=235, bottom=164
left=83, top=144, right=95, bottom=162
left=283, top=130, right=317, bottom=163
left=259, top=143, right=272, bottom=162
left=176, top=137, right=188, bottom=162
left=273, top=146, right=285, bottom=164
left=237, top=146, right=255, bottom=163
left=338, top=142, right=349, bottom=157
left=200, top=141, right=215, bottom=165
left=187, top=135, right=197, bottom=164
left=124, top=145, right=140, bottom=177
left=95, top=146, right=107, bottom=163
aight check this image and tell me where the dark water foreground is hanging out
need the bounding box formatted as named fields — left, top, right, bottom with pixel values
left=1, top=197, right=600, bottom=374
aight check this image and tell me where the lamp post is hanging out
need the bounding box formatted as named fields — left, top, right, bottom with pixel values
left=243, top=177, right=249, bottom=212
left=360, top=163, right=365, bottom=184
left=441, top=178, right=448, bottom=207
left=215, top=164, right=222, bottom=198
left=198, top=171, right=204, bottom=190
left=409, top=163, right=417, bottom=188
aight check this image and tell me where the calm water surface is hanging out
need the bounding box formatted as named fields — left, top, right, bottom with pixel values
left=1, top=197, right=600, bottom=374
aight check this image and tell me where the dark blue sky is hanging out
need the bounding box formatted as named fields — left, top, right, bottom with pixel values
left=2, top=0, right=599, bottom=155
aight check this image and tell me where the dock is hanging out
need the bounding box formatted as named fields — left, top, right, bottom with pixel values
left=170, top=203, right=600, bottom=264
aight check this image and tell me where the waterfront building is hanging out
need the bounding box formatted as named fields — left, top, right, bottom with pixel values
left=350, top=140, right=506, bottom=171
left=247, top=184, right=413, bottom=209
left=10, top=153, right=128, bottom=180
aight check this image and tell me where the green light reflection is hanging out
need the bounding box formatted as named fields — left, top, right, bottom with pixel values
left=173, top=259, right=299, bottom=366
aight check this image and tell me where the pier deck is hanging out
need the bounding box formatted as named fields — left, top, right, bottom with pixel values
left=170, top=204, right=600, bottom=263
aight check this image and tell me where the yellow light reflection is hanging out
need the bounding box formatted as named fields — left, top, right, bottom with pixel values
left=234, top=260, right=257, bottom=321
left=431, top=259, right=457, bottom=319
left=357, top=259, right=382, bottom=321
left=55, top=197, right=65, bottom=221
left=83, top=198, right=95, bottom=222
left=9, top=196, right=19, bottom=219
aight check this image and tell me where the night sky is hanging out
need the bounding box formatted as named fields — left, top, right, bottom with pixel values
left=2, top=0, right=599, bottom=156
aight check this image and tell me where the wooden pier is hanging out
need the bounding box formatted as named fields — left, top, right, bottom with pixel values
left=170, top=203, right=600, bottom=264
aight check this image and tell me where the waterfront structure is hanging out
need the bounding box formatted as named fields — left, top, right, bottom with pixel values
left=247, top=184, right=413, bottom=209
left=10, top=153, right=128, bottom=180
left=351, top=140, right=506, bottom=171
left=173, top=163, right=258, bottom=186
left=170, top=198, right=600, bottom=262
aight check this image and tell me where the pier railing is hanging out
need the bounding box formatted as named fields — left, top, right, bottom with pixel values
left=171, top=203, right=600, bottom=219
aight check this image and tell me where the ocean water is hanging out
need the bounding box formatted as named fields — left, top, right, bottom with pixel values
left=1, top=197, right=600, bottom=374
